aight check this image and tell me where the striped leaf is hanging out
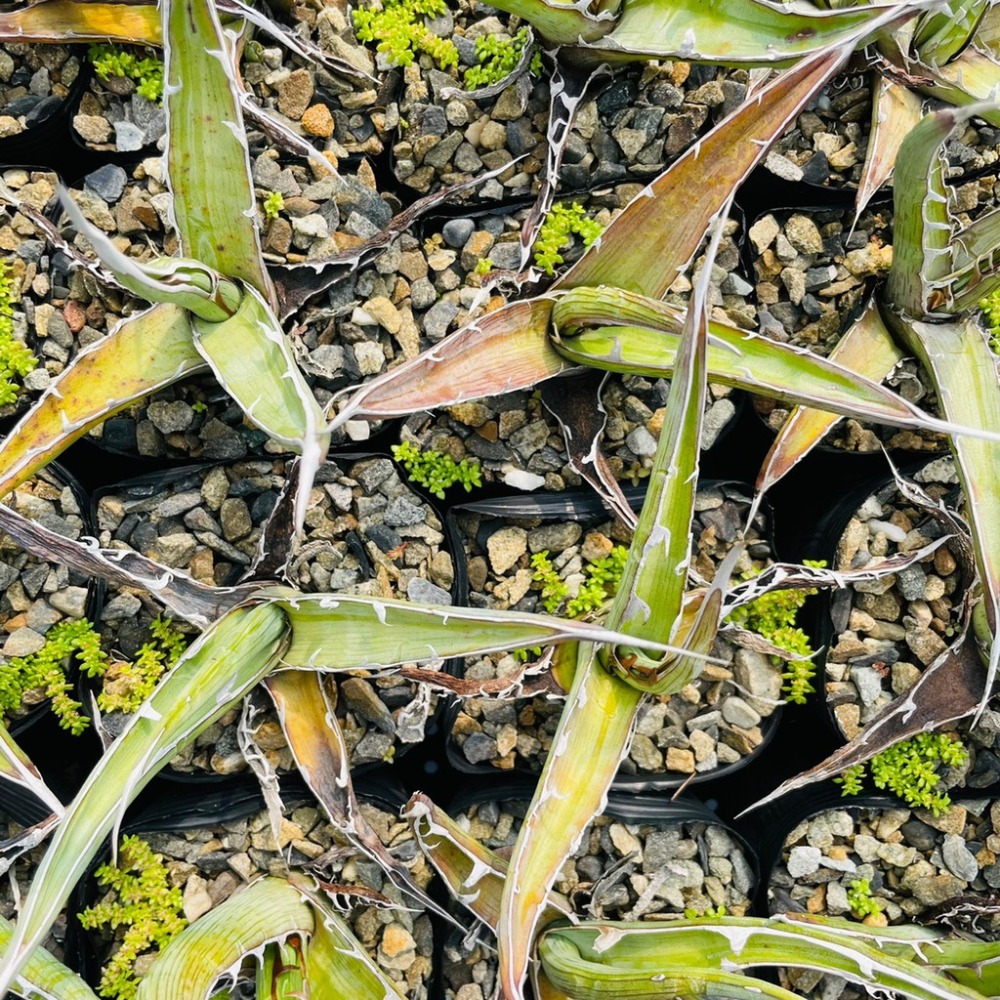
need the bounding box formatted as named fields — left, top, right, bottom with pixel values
left=0, top=604, right=290, bottom=996
left=136, top=878, right=314, bottom=1000
left=950, top=205, right=1000, bottom=311
left=164, top=0, right=272, bottom=301
left=917, top=46, right=1000, bottom=126
left=0, top=304, right=204, bottom=499
left=0, top=0, right=161, bottom=44
left=755, top=297, right=904, bottom=495
left=257, top=939, right=307, bottom=1000
left=0, top=914, right=100, bottom=1000
left=912, top=0, right=990, bottom=65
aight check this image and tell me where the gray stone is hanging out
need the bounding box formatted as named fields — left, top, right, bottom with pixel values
left=383, top=497, right=425, bottom=527
left=527, top=522, right=582, bottom=554
left=48, top=586, right=88, bottom=618
left=625, top=426, right=657, bottom=457
left=941, top=834, right=979, bottom=882
left=721, top=696, right=761, bottom=729
left=114, top=120, right=145, bottom=152
left=340, top=678, right=395, bottom=734
left=353, top=730, right=394, bottom=765
left=85, top=164, right=128, bottom=203
left=220, top=498, right=252, bottom=542
left=147, top=400, right=195, bottom=434
left=786, top=845, right=822, bottom=877
left=422, top=299, right=459, bottom=340
left=102, top=592, right=143, bottom=621
left=850, top=664, right=885, bottom=707
left=487, top=527, right=527, bottom=575
left=152, top=532, right=199, bottom=567
left=157, top=491, right=205, bottom=518
left=463, top=731, right=499, bottom=763
left=406, top=577, right=452, bottom=605
left=3, top=628, right=45, bottom=657
left=442, top=218, right=475, bottom=248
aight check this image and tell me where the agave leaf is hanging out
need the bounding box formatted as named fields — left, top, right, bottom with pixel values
left=191, top=283, right=330, bottom=530
left=269, top=589, right=694, bottom=668
left=950, top=205, right=1000, bottom=310
left=57, top=189, right=241, bottom=323
left=855, top=75, right=923, bottom=222
left=915, top=40, right=1000, bottom=126
left=468, top=0, right=615, bottom=46
left=262, top=670, right=458, bottom=927
left=0, top=500, right=258, bottom=627
left=0, top=724, right=62, bottom=819
left=257, top=938, right=307, bottom=1000
left=0, top=604, right=290, bottom=996
left=496, top=209, right=728, bottom=1000
left=330, top=297, right=567, bottom=428
left=588, top=0, right=902, bottom=67
left=136, top=878, right=314, bottom=1000
left=497, top=643, right=644, bottom=1000
left=889, top=313, right=1000, bottom=720
left=912, top=0, right=989, bottom=64
left=0, top=914, right=100, bottom=1000
left=551, top=286, right=954, bottom=436
left=755, top=297, right=904, bottom=495
left=0, top=303, right=204, bottom=499
left=296, top=885, right=408, bottom=1000
left=538, top=918, right=990, bottom=1000
left=884, top=106, right=972, bottom=317
left=561, top=38, right=874, bottom=298
left=164, top=0, right=273, bottom=301
left=0, top=0, right=161, bottom=44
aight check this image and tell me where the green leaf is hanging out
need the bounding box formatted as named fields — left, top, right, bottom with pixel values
left=0, top=604, right=290, bottom=997
left=916, top=46, right=1000, bottom=127
left=0, top=304, right=204, bottom=499
left=755, top=297, right=904, bottom=495
left=0, top=0, right=161, bottom=44
left=593, top=0, right=901, bottom=66
left=466, top=0, right=615, bottom=45
left=164, top=0, right=273, bottom=300
left=949, top=205, right=1000, bottom=310
left=191, top=284, right=329, bottom=529
left=912, top=0, right=990, bottom=65
left=136, top=878, right=314, bottom=1000
left=0, top=913, right=100, bottom=1000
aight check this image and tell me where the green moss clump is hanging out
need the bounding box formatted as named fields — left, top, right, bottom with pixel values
left=533, top=202, right=604, bottom=275
left=530, top=545, right=629, bottom=617
left=78, top=834, right=188, bottom=1000
left=0, top=618, right=107, bottom=734
left=834, top=732, right=969, bottom=816
left=0, top=258, right=37, bottom=407
left=392, top=440, right=482, bottom=498
left=725, top=559, right=825, bottom=704
left=96, top=616, right=188, bottom=715
left=262, top=191, right=284, bottom=221
left=88, top=44, right=164, bottom=103
left=352, top=0, right=459, bottom=70
left=464, top=27, right=536, bottom=88
left=846, top=878, right=883, bottom=921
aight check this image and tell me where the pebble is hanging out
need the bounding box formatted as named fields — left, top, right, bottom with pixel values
left=941, top=834, right=979, bottom=881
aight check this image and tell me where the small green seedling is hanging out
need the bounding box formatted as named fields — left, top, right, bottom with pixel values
left=88, top=44, right=164, bottom=103
left=262, top=191, right=284, bottom=222
left=835, top=732, right=969, bottom=816
left=391, top=440, right=482, bottom=498
left=533, top=203, right=604, bottom=275
left=95, top=616, right=188, bottom=715
left=0, top=258, right=37, bottom=407
left=78, top=834, right=188, bottom=1000
left=725, top=559, right=825, bottom=704
left=352, top=0, right=459, bottom=70
left=846, top=878, right=883, bottom=922
left=464, top=27, right=538, bottom=88
left=529, top=546, right=629, bottom=617
left=0, top=618, right=107, bottom=734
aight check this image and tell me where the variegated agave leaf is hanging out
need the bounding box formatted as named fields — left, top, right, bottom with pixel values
left=496, top=206, right=726, bottom=1000
left=755, top=296, right=904, bottom=494
left=950, top=204, right=1000, bottom=312
left=0, top=303, right=205, bottom=500
left=911, top=0, right=989, bottom=65
left=462, top=0, right=615, bottom=47
left=262, top=670, right=459, bottom=928
left=0, top=604, right=290, bottom=996
left=910, top=38, right=1000, bottom=127
left=538, top=917, right=992, bottom=1000
left=136, top=877, right=314, bottom=1000
left=164, top=0, right=273, bottom=302
left=854, top=75, right=923, bottom=222
left=257, top=938, right=307, bottom=1000
left=0, top=499, right=257, bottom=627
left=270, top=589, right=693, bottom=668
left=550, top=285, right=996, bottom=442
left=56, top=190, right=242, bottom=323
left=190, top=284, right=330, bottom=531
left=577, top=0, right=908, bottom=68
left=0, top=914, right=100, bottom=1000
left=0, top=0, right=161, bottom=44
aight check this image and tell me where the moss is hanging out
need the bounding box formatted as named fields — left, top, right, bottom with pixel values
left=352, top=0, right=459, bottom=71
left=78, top=834, right=188, bottom=1000
left=725, top=559, right=825, bottom=705
left=262, top=191, right=284, bottom=221
left=95, top=616, right=188, bottom=715
left=846, top=878, right=883, bottom=921
left=834, top=732, right=969, bottom=816
left=88, top=44, right=164, bottom=103
left=391, top=439, right=482, bottom=498
left=529, top=545, right=629, bottom=617
left=0, top=618, right=107, bottom=734
left=0, top=258, right=37, bottom=407
left=464, top=27, right=537, bottom=89
left=533, top=202, right=604, bottom=275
